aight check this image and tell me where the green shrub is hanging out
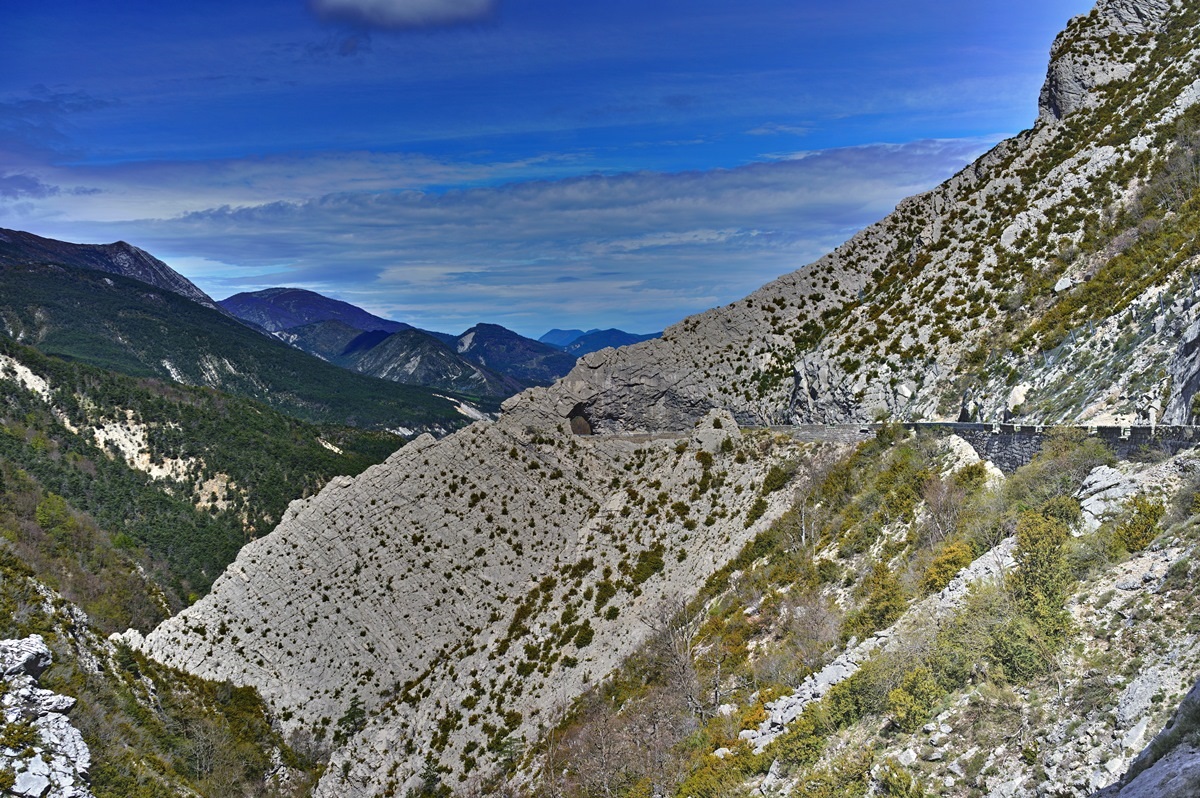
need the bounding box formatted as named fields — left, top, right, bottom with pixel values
left=1004, top=430, right=1113, bottom=512
left=593, top=581, right=617, bottom=613
left=841, top=563, right=906, bottom=643
left=0, top=720, right=40, bottom=749
left=745, top=498, right=769, bottom=528
left=1114, top=495, right=1165, bottom=553
left=920, top=539, right=975, bottom=594
left=1010, top=510, right=1071, bottom=639
left=989, top=616, right=1048, bottom=682
left=887, top=667, right=944, bottom=733
left=790, top=750, right=873, bottom=798
left=876, top=760, right=928, bottom=797
left=762, top=464, right=794, bottom=494
left=631, top=546, right=665, bottom=585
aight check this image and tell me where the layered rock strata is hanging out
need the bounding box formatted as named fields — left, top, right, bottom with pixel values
left=0, top=635, right=93, bottom=798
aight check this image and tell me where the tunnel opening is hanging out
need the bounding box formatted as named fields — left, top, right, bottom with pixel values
left=568, top=402, right=593, bottom=435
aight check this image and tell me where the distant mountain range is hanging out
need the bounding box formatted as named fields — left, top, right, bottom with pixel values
left=0, top=260, right=472, bottom=431
left=275, top=320, right=524, bottom=397
left=0, top=228, right=659, bottom=413
left=219, top=288, right=651, bottom=397
left=539, top=327, right=661, bottom=356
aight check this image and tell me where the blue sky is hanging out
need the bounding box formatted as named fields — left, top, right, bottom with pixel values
left=2, top=0, right=1092, bottom=337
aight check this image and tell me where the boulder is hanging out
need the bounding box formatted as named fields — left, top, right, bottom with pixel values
left=0, top=636, right=94, bottom=798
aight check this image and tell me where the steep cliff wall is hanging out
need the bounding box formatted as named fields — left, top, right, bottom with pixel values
left=138, top=408, right=817, bottom=794
left=517, top=0, right=1200, bottom=432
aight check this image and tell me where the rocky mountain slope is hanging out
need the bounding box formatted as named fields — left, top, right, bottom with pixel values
left=137, top=409, right=808, bottom=796
left=276, top=321, right=523, bottom=398
left=0, top=348, right=355, bottom=795
left=131, top=1, right=1200, bottom=796
left=335, top=326, right=524, bottom=398
left=0, top=554, right=318, bottom=797
left=512, top=421, right=1200, bottom=798
left=514, top=0, right=1199, bottom=434
left=0, top=227, right=217, bottom=309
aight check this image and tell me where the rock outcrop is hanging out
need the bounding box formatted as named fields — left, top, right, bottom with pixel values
left=1039, top=0, right=1172, bottom=121
left=1092, top=678, right=1200, bottom=798
left=137, top=410, right=817, bottom=794
left=0, top=635, right=93, bottom=798
left=1163, top=317, right=1200, bottom=424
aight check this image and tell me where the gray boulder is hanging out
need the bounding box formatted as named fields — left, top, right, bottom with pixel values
left=0, top=635, right=94, bottom=798
left=1093, top=678, right=1200, bottom=798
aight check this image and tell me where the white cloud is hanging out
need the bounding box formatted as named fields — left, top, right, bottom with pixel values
left=39, top=137, right=989, bottom=335
left=18, top=137, right=994, bottom=335
left=310, top=0, right=495, bottom=29
left=746, top=123, right=811, bottom=137
left=6, top=150, right=585, bottom=224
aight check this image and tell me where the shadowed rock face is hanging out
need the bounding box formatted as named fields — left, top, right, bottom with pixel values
left=1164, top=319, right=1200, bottom=425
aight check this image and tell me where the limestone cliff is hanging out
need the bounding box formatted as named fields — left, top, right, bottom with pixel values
left=0, top=636, right=93, bottom=798
left=138, top=409, right=815, bottom=794
left=514, top=0, right=1200, bottom=432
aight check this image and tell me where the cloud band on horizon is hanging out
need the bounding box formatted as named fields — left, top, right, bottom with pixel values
left=35, top=137, right=993, bottom=337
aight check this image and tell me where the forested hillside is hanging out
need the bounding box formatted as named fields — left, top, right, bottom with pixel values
left=0, top=335, right=399, bottom=623
left=0, top=262, right=474, bottom=431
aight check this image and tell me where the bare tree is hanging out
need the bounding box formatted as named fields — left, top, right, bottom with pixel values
left=921, top=474, right=966, bottom=547
left=564, top=700, right=634, bottom=798
left=781, top=448, right=840, bottom=552
left=639, top=601, right=706, bottom=715
left=627, top=686, right=696, bottom=798
left=752, top=590, right=843, bottom=689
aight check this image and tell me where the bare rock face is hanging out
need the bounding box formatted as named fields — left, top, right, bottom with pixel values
left=1039, top=0, right=1172, bottom=121
left=1163, top=318, right=1200, bottom=425
left=138, top=409, right=809, bottom=794
left=1092, top=678, right=1200, bottom=798
left=0, top=635, right=94, bottom=798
